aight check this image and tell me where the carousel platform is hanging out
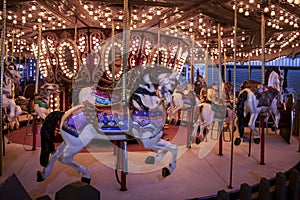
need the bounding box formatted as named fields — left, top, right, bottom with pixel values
left=0, top=125, right=299, bottom=200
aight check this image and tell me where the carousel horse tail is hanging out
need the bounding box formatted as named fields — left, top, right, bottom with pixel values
left=236, top=90, right=248, bottom=139
left=39, top=111, right=65, bottom=167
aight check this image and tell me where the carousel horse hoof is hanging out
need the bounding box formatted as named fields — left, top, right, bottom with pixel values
left=271, top=125, right=276, bottom=132
left=37, top=171, right=44, bottom=182
left=234, top=138, right=241, bottom=146
left=81, top=177, right=91, bottom=184
left=195, top=137, right=201, bottom=145
left=145, top=156, right=155, bottom=164
left=253, top=138, right=260, bottom=144
left=162, top=167, right=170, bottom=177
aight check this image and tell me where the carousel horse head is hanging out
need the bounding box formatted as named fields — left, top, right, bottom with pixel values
left=156, top=70, right=178, bottom=108
left=40, top=82, right=60, bottom=95
left=4, top=61, right=21, bottom=85
left=268, top=70, right=283, bottom=94
left=222, top=81, right=234, bottom=101
left=33, top=82, right=60, bottom=119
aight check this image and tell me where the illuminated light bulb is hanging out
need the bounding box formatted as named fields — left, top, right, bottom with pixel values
left=32, top=5, right=36, bottom=10
left=263, top=7, right=269, bottom=13
left=279, top=16, right=284, bottom=21
left=267, top=21, right=272, bottom=26
left=28, top=13, right=32, bottom=18
left=284, top=18, right=289, bottom=23
left=157, top=10, right=161, bottom=15
left=238, top=7, right=244, bottom=13
left=294, top=0, right=299, bottom=5
left=270, top=10, right=275, bottom=16
left=7, top=15, right=12, bottom=20
left=244, top=10, right=250, bottom=16
left=289, top=21, right=294, bottom=26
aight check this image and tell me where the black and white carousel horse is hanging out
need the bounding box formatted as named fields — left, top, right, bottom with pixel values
left=2, top=62, right=22, bottom=130
left=37, top=66, right=179, bottom=184
left=234, top=70, right=283, bottom=146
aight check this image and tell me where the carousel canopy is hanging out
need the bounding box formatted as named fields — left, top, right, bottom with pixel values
left=0, top=0, right=299, bottom=63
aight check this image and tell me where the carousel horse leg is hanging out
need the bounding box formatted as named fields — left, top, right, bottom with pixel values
left=248, top=113, right=260, bottom=144
left=57, top=145, right=91, bottom=184
left=143, top=133, right=178, bottom=177
left=7, top=99, right=17, bottom=122
left=37, top=143, right=66, bottom=182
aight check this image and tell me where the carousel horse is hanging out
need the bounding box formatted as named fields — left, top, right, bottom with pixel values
left=2, top=62, right=22, bottom=130
left=192, top=84, right=233, bottom=144
left=17, top=82, right=59, bottom=119
left=234, top=70, right=283, bottom=146
left=37, top=66, right=179, bottom=184
left=167, top=83, right=200, bottom=125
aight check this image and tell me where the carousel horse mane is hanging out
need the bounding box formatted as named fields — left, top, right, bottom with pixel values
left=37, top=65, right=179, bottom=185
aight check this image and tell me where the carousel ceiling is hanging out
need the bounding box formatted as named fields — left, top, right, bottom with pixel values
left=1, top=0, right=300, bottom=63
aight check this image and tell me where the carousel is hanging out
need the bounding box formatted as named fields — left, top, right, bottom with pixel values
left=0, top=0, right=300, bottom=199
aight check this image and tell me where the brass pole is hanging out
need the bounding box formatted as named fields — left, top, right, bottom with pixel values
left=224, top=52, right=227, bottom=82
left=112, top=20, right=115, bottom=83
left=278, top=50, right=281, bottom=71
left=0, top=0, right=7, bottom=176
left=11, top=30, right=14, bottom=60
left=191, top=33, right=195, bottom=84
left=218, top=23, right=222, bottom=95
left=35, top=23, right=42, bottom=94
left=204, top=46, right=208, bottom=81
left=122, top=0, right=129, bottom=102
left=248, top=53, right=251, bottom=80
left=228, top=0, right=237, bottom=189
left=261, top=12, right=265, bottom=84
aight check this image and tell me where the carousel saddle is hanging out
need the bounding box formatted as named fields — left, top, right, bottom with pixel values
left=256, top=87, right=279, bottom=107
left=62, top=101, right=131, bottom=138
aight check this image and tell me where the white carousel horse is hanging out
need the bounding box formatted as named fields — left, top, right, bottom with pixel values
left=192, top=83, right=234, bottom=143
left=2, top=62, right=22, bottom=130
left=167, top=83, right=200, bottom=125
left=37, top=66, right=179, bottom=184
left=234, top=70, right=283, bottom=146
left=17, top=82, right=60, bottom=120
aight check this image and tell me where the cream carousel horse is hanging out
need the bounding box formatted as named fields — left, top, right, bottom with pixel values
left=37, top=66, right=179, bottom=184
left=234, top=70, right=283, bottom=146
left=2, top=62, right=22, bottom=130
